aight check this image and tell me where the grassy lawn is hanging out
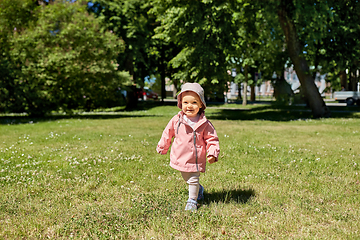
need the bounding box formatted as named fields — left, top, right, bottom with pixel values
left=1, top=104, right=360, bottom=239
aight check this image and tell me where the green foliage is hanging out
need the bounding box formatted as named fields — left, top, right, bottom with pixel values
left=1, top=0, right=359, bottom=115
left=152, top=0, right=290, bottom=101
left=153, top=0, right=240, bottom=99
left=267, top=0, right=360, bottom=90
left=0, top=0, right=130, bottom=115
left=300, top=0, right=360, bottom=73
left=153, top=0, right=358, bottom=109
left=89, top=0, right=161, bottom=86
left=0, top=0, right=39, bottom=113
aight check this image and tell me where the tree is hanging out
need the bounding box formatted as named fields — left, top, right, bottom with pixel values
left=153, top=0, right=360, bottom=117
left=152, top=0, right=239, bottom=101
left=89, top=0, right=183, bottom=105
left=88, top=0, right=162, bottom=103
left=271, top=0, right=360, bottom=115
left=1, top=0, right=129, bottom=115
left=303, top=0, right=360, bottom=92
left=230, top=3, right=261, bottom=105
left=275, top=0, right=331, bottom=117
left=152, top=1, right=294, bottom=105
left=0, top=0, right=39, bottom=113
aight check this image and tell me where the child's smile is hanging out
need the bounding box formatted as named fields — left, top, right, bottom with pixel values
left=181, top=91, right=202, bottom=118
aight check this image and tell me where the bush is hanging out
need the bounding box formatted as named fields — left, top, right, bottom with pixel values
left=1, top=0, right=130, bottom=116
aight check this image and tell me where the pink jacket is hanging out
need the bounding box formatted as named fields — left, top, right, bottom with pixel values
left=157, top=111, right=220, bottom=173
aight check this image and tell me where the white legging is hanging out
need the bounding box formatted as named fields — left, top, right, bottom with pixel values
left=181, top=171, right=200, bottom=200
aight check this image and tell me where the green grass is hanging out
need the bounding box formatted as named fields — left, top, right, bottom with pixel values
left=1, top=104, right=360, bottom=239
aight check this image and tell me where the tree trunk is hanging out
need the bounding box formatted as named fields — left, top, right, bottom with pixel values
left=125, top=84, right=138, bottom=110
left=250, top=85, right=255, bottom=102
left=339, top=70, right=347, bottom=90
left=278, top=1, right=330, bottom=118
left=172, top=79, right=178, bottom=99
left=242, top=64, right=248, bottom=106
left=251, top=71, right=259, bottom=102
left=124, top=54, right=138, bottom=110
left=273, top=74, right=293, bottom=104
left=160, top=73, right=166, bottom=101
left=159, top=47, right=166, bottom=102
left=349, top=67, right=358, bottom=91
left=237, top=83, right=242, bottom=100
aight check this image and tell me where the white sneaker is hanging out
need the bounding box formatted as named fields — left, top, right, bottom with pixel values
left=185, top=198, right=197, bottom=211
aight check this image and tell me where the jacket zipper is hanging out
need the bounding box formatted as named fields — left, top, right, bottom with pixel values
left=193, top=131, right=199, bottom=172
left=176, top=115, right=181, bottom=134
left=177, top=114, right=200, bottom=172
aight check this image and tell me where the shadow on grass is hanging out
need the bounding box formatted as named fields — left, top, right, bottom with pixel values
left=0, top=100, right=173, bottom=125
left=0, top=113, right=156, bottom=125
left=206, top=105, right=360, bottom=121
left=1, top=101, right=359, bottom=125
left=208, top=108, right=312, bottom=121
left=202, top=188, right=256, bottom=205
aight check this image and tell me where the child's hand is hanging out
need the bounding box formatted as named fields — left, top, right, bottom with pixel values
left=207, top=156, right=216, bottom=164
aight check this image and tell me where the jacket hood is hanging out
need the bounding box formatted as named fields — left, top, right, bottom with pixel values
left=177, top=83, right=206, bottom=110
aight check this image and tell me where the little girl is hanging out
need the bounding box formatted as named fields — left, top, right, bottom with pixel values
left=156, top=82, right=220, bottom=211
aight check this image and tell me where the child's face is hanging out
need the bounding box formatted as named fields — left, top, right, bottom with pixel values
left=181, top=91, right=202, bottom=117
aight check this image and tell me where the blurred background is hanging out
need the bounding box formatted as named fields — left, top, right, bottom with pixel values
left=1, top=0, right=359, bottom=117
